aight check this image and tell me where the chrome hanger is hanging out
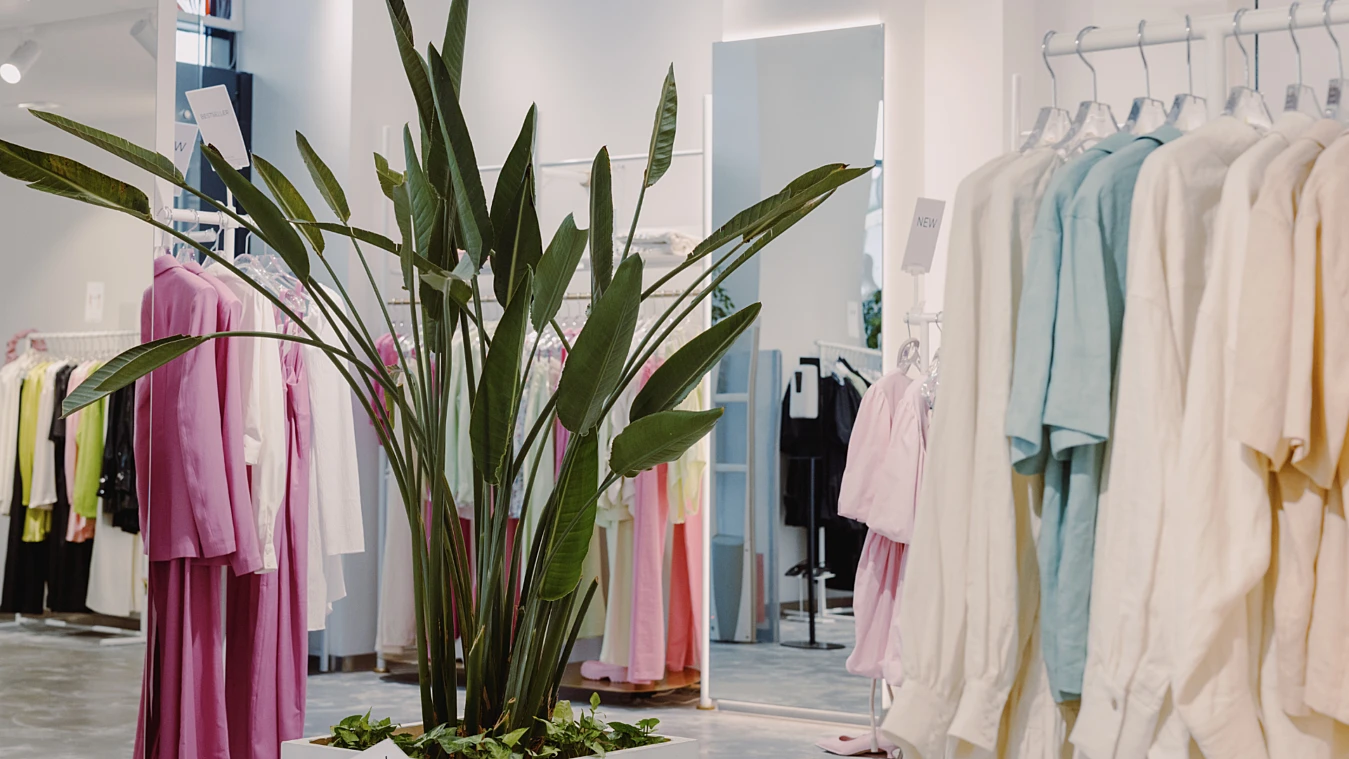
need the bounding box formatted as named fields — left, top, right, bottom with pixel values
left=1124, top=21, right=1168, bottom=134
left=1166, top=15, right=1209, bottom=130
left=1324, top=0, right=1348, bottom=120
left=1285, top=2, right=1324, bottom=116
left=1021, top=30, right=1074, bottom=151
left=1224, top=8, right=1275, bottom=128
left=1054, top=26, right=1120, bottom=155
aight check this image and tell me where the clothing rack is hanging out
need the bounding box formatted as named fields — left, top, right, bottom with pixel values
left=159, top=189, right=252, bottom=256
left=817, top=340, right=882, bottom=375
left=385, top=288, right=691, bottom=307
left=1042, top=4, right=1349, bottom=115
left=480, top=148, right=703, bottom=173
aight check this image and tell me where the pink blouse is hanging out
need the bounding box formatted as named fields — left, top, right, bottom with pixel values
left=836, top=371, right=929, bottom=544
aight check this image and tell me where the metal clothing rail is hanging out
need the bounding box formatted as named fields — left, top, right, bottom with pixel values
left=480, top=148, right=703, bottom=173
left=1044, top=3, right=1349, bottom=56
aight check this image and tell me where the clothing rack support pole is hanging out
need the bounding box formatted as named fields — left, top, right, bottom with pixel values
left=806, top=459, right=819, bottom=645
left=698, top=92, right=715, bottom=711
left=223, top=188, right=236, bottom=257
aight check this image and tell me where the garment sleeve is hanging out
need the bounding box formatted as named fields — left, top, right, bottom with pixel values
left=836, top=388, right=892, bottom=526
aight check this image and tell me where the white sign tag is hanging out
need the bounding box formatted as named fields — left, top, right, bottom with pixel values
left=901, top=197, right=946, bottom=275
left=185, top=84, right=248, bottom=169
left=356, top=738, right=411, bottom=758
left=789, top=364, right=820, bottom=420
left=173, top=122, right=199, bottom=175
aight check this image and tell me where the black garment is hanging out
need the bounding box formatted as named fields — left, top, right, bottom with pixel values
left=779, top=365, right=865, bottom=590
left=45, top=365, right=92, bottom=612
left=99, top=385, right=138, bottom=534
left=0, top=451, right=47, bottom=614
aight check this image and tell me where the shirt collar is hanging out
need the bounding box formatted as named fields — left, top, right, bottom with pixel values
left=1180, top=116, right=1262, bottom=166
left=1088, top=131, right=1136, bottom=156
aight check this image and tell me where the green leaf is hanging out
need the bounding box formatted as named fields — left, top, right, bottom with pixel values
left=643, top=66, right=678, bottom=188
left=391, top=182, right=415, bottom=292
left=384, top=0, right=437, bottom=137
left=373, top=152, right=405, bottom=201
left=489, top=104, right=538, bottom=301
left=471, top=269, right=531, bottom=484
left=0, top=138, right=150, bottom=216
left=252, top=154, right=324, bottom=254
left=588, top=147, right=613, bottom=298
left=417, top=255, right=473, bottom=309
left=202, top=144, right=311, bottom=281
left=442, top=0, right=470, bottom=95
left=609, top=408, right=723, bottom=478
left=492, top=165, right=542, bottom=305
left=62, top=335, right=207, bottom=416
left=29, top=109, right=182, bottom=184
left=296, top=132, right=351, bottom=222
left=687, top=163, right=866, bottom=261
left=295, top=221, right=398, bottom=254
left=630, top=302, right=761, bottom=420
left=427, top=45, right=494, bottom=269
left=555, top=255, right=642, bottom=433
left=402, top=125, right=439, bottom=256
left=540, top=432, right=600, bottom=600
left=531, top=214, right=588, bottom=332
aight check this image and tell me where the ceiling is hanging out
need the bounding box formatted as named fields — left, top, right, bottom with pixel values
left=0, top=0, right=158, bottom=133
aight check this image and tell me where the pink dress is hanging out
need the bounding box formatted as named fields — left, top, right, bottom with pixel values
left=224, top=335, right=310, bottom=759
left=838, top=372, right=929, bottom=682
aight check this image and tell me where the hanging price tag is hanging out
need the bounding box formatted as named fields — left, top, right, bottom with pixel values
left=185, top=84, right=249, bottom=169
left=901, top=197, right=945, bottom=274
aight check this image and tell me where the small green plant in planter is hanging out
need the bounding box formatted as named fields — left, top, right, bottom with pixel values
left=2, top=1, right=867, bottom=756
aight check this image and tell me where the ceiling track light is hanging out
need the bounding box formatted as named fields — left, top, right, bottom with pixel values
left=1, top=39, right=40, bottom=85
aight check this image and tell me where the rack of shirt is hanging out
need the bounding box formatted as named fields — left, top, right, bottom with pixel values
left=373, top=290, right=711, bottom=691
left=134, top=253, right=364, bottom=759
left=882, top=9, right=1349, bottom=759
left=0, top=330, right=142, bottom=624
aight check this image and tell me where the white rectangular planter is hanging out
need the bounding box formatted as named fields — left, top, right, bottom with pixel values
left=281, top=732, right=697, bottom=759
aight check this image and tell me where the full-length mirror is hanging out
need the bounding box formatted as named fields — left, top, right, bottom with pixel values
left=709, top=23, right=884, bottom=720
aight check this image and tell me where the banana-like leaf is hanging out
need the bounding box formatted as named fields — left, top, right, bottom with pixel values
left=62, top=335, right=207, bottom=416
left=296, top=221, right=398, bottom=254
left=296, top=132, right=351, bottom=222
left=442, top=0, right=470, bottom=96
left=30, top=109, right=182, bottom=184
left=403, top=126, right=439, bottom=257
left=470, top=269, right=531, bottom=484
left=427, top=46, right=494, bottom=269
left=202, top=144, right=311, bottom=281
left=555, top=255, right=642, bottom=433
left=373, top=152, right=405, bottom=201
left=630, top=302, right=761, bottom=420
left=588, top=147, right=613, bottom=298
left=539, top=431, right=599, bottom=600
left=609, top=408, right=723, bottom=478
left=642, top=66, right=678, bottom=188
left=687, top=163, right=864, bottom=261
left=392, top=184, right=415, bottom=293
left=531, top=214, right=588, bottom=332
left=384, top=0, right=437, bottom=137
left=493, top=166, right=542, bottom=306
left=0, top=139, right=150, bottom=216
left=489, top=104, right=537, bottom=295
left=252, top=154, right=324, bottom=254
left=418, top=268, right=472, bottom=310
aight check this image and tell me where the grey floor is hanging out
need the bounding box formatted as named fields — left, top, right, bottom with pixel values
left=710, top=616, right=872, bottom=718
left=0, top=618, right=881, bottom=758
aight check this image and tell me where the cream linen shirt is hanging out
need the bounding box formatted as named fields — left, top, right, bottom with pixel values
left=1229, top=119, right=1344, bottom=720
left=1072, top=117, right=1260, bottom=759
left=951, top=146, right=1061, bottom=754
left=883, top=150, right=1020, bottom=759
left=1166, top=111, right=1313, bottom=759
left=1289, top=131, right=1349, bottom=724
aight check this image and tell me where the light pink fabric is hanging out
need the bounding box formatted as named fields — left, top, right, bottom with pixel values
left=224, top=337, right=310, bottom=759
left=837, top=372, right=927, bottom=543
left=626, top=464, right=671, bottom=683
left=135, top=559, right=228, bottom=759
left=63, top=363, right=93, bottom=543
left=188, top=262, right=262, bottom=576
left=847, top=533, right=908, bottom=680
left=135, top=256, right=237, bottom=561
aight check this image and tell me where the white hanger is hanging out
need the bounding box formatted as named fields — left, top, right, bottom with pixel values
left=1021, top=31, right=1073, bottom=151
left=1165, top=15, right=1209, bottom=131
left=1224, top=8, right=1276, bottom=129
left=1285, top=3, right=1325, bottom=117
left=1054, top=26, right=1120, bottom=155
left=1123, top=21, right=1168, bottom=134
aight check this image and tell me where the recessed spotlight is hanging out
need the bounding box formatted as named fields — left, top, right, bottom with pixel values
left=17, top=101, right=59, bottom=110
left=1, top=40, right=40, bottom=85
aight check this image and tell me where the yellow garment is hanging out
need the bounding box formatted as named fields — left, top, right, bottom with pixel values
left=21, top=506, right=51, bottom=542
left=668, top=381, right=709, bottom=524
left=17, top=361, right=48, bottom=506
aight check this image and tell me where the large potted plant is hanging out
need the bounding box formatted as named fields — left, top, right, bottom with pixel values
left=1, top=1, right=866, bottom=756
